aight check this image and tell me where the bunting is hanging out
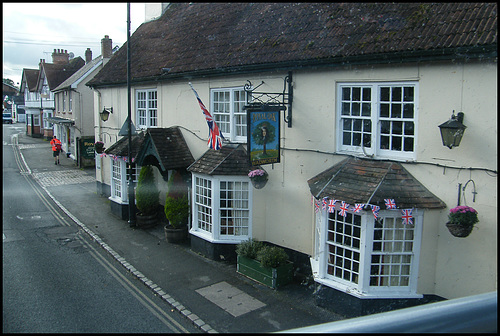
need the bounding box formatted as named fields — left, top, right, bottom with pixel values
left=311, top=195, right=414, bottom=226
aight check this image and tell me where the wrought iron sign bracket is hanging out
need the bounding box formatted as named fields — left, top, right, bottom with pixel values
left=244, top=71, right=293, bottom=128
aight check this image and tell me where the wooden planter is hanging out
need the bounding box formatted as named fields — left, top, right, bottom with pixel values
left=237, top=255, right=293, bottom=289
left=135, top=212, right=158, bottom=229
left=164, top=225, right=188, bottom=243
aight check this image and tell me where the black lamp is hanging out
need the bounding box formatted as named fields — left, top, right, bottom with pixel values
left=100, top=107, right=113, bottom=122
left=438, top=111, right=466, bottom=149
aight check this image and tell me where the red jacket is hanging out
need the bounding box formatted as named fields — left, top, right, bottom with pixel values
left=50, top=138, right=62, bottom=151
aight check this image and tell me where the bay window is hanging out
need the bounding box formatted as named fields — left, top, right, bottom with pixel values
left=109, top=159, right=140, bottom=204
left=191, top=173, right=252, bottom=243
left=313, top=208, right=423, bottom=298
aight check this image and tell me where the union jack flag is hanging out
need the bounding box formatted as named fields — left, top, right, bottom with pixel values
left=401, top=209, right=413, bottom=225
left=189, top=83, right=225, bottom=150
left=339, top=201, right=350, bottom=217
left=371, top=205, right=381, bottom=219
left=384, top=198, right=397, bottom=209
left=327, top=199, right=337, bottom=213
left=352, top=203, right=365, bottom=213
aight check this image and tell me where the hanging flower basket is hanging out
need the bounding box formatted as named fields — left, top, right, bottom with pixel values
left=248, top=169, right=268, bottom=189
left=445, top=205, right=479, bottom=238
left=95, top=141, right=105, bottom=154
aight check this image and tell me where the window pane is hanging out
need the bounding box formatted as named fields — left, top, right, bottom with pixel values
left=380, top=87, right=390, bottom=101
left=403, top=87, right=414, bottom=101
left=403, top=104, right=414, bottom=118
left=342, top=87, right=351, bottom=100
left=392, top=87, right=402, bottom=101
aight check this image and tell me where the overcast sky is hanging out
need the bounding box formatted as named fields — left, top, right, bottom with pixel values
left=3, top=3, right=148, bottom=87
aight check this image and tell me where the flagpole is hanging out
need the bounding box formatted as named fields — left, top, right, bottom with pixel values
left=127, top=2, right=136, bottom=226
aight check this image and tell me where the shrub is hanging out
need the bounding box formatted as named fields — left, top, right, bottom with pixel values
left=235, top=238, right=265, bottom=259
left=135, top=165, right=159, bottom=215
left=164, top=170, right=189, bottom=228
left=257, top=246, right=289, bottom=268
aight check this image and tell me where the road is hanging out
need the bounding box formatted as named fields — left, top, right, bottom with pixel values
left=2, top=124, right=199, bottom=333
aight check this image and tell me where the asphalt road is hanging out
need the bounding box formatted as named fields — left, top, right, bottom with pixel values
left=2, top=124, right=199, bottom=333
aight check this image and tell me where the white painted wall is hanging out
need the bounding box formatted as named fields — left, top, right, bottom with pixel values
left=93, top=59, right=497, bottom=299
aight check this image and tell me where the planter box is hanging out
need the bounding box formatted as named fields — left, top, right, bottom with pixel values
left=237, top=255, right=293, bottom=289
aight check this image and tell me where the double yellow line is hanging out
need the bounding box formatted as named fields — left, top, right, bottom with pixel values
left=12, top=140, right=191, bottom=333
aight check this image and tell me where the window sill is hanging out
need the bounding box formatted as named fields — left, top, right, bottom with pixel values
left=189, top=229, right=249, bottom=244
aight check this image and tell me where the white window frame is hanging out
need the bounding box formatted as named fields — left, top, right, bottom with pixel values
left=43, top=111, right=52, bottom=129
left=211, top=87, right=248, bottom=143
left=136, top=89, right=158, bottom=128
left=336, top=82, right=418, bottom=161
left=109, top=159, right=140, bottom=204
left=68, top=90, right=72, bottom=112
left=33, top=114, right=40, bottom=126
left=313, top=208, right=423, bottom=298
left=191, top=173, right=252, bottom=243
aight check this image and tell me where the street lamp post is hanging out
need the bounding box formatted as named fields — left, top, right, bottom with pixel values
left=127, top=2, right=136, bottom=226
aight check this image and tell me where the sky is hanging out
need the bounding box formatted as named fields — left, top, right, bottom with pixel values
left=3, top=3, right=149, bottom=87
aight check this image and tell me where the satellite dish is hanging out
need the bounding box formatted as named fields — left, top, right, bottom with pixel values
left=69, top=52, right=74, bottom=59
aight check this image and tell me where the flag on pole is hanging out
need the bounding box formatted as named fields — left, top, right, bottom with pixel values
left=189, top=83, right=225, bottom=150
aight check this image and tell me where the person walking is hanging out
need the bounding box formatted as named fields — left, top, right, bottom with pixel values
left=50, top=136, right=62, bottom=165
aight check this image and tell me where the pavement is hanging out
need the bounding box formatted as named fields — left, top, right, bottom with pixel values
left=13, top=132, right=345, bottom=333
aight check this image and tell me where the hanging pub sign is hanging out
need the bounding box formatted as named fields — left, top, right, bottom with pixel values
left=246, top=105, right=281, bottom=166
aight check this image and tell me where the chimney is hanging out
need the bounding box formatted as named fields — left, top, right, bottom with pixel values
left=85, top=48, right=92, bottom=63
left=101, top=35, right=112, bottom=59
left=52, top=48, right=70, bottom=64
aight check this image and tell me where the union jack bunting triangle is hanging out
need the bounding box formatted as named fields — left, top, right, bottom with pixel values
left=352, top=203, right=365, bottom=213
left=327, top=199, right=337, bottom=213
left=339, top=201, right=350, bottom=217
left=401, top=209, right=413, bottom=225
left=371, top=205, right=381, bottom=219
left=384, top=198, right=397, bottom=209
left=322, top=197, right=328, bottom=211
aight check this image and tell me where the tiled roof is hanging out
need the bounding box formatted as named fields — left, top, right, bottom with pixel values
left=187, top=144, right=252, bottom=176
left=23, top=69, right=40, bottom=92
left=137, top=127, right=195, bottom=170
left=53, top=56, right=103, bottom=91
left=307, top=157, right=446, bottom=209
left=104, top=131, right=145, bottom=159
left=88, top=2, right=497, bottom=87
left=42, top=57, right=85, bottom=90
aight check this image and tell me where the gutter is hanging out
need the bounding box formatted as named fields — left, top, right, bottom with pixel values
left=86, top=44, right=497, bottom=89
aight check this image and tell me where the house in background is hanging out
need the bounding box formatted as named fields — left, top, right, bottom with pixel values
left=20, top=49, right=84, bottom=138
left=86, top=3, right=497, bottom=317
left=50, top=35, right=115, bottom=167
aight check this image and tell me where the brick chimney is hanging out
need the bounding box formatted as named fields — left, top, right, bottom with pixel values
left=101, top=35, right=112, bottom=59
left=52, top=49, right=70, bottom=64
left=85, top=48, right=92, bottom=63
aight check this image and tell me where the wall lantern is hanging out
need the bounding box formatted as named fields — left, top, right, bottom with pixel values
left=438, top=111, right=466, bottom=149
left=100, top=107, right=113, bottom=122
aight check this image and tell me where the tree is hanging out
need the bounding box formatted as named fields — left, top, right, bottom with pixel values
left=251, top=121, right=276, bottom=155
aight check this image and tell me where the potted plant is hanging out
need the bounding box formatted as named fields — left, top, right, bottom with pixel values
left=445, top=205, right=479, bottom=238
left=164, top=170, right=190, bottom=243
left=248, top=168, right=268, bottom=189
left=236, top=239, right=293, bottom=289
left=94, top=141, right=105, bottom=154
left=135, top=165, right=160, bottom=229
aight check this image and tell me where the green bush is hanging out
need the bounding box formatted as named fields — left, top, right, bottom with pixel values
left=235, top=238, right=265, bottom=259
left=164, top=170, right=189, bottom=228
left=135, top=165, right=159, bottom=215
left=257, top=246, right=289, bottom=268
